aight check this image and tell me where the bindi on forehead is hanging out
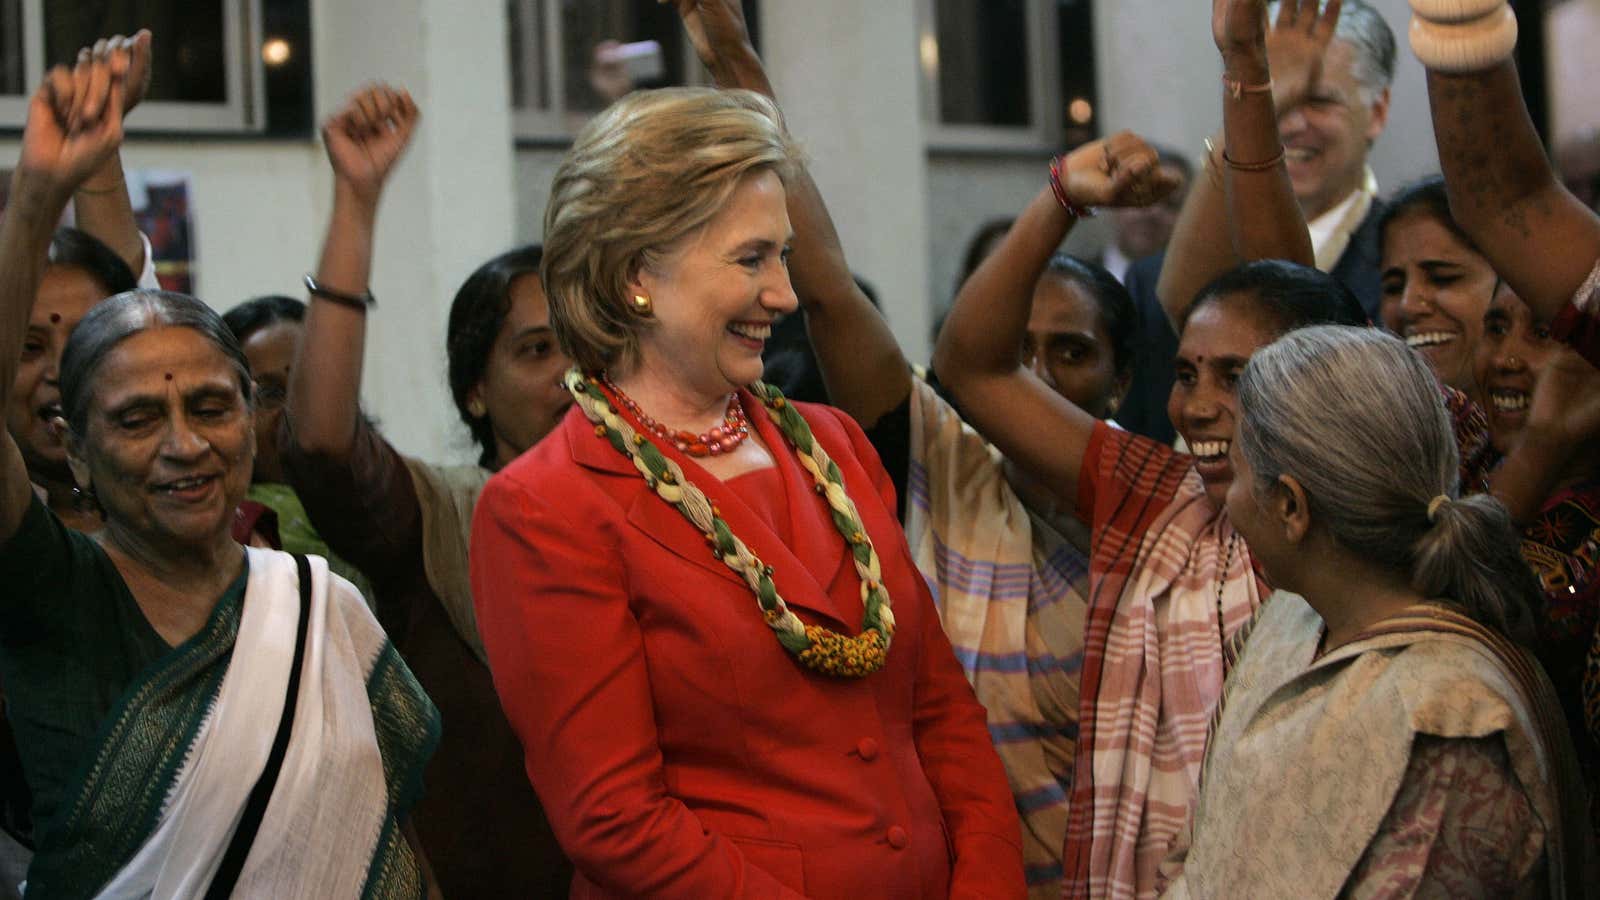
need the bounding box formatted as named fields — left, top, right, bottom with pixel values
left=49, top=313, right=61, bottom=323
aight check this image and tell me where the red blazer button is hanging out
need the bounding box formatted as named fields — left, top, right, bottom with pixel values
left=886, top=826, right=909, bottom=849
left=856, top=738, right=879, bottom=761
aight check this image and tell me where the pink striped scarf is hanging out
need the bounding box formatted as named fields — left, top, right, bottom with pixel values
left=1063, top=426, right=1264, bottom=899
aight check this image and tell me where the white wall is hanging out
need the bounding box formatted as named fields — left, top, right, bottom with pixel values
left=762, top=1, right=932, bottom=359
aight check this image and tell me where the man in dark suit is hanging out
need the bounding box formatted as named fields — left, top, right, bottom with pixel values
left=1119, top=0, right=1394, bottom=444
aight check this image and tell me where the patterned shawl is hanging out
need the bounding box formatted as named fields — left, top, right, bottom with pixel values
left=1062, top=425, right=1263, bottom=900
left=903, top=377, right=1089, bottom=899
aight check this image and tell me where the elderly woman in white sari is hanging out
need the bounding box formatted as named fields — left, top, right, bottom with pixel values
left=0, top=49, right=439, bottom=899
left=1164, top=326, right=1595, bottom=897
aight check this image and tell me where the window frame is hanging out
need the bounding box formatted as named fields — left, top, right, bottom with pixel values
left=0, top=0, right=267, bottom=133
left=915, top=0, right=1063, bottom=153
left=508, top=0, right=724, bottom=144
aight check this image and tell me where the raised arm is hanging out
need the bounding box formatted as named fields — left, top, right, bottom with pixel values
left=1425, top=58, right=1600, bottom=322
left=1157, top=0, right=1330, bottom=329
left=70, top=31, right=152, bottom=280
left=2, top=53, right=127, bottom=542
left=932, top=135, right=1179, bottom=511
left=285, top=85, right=418, bottom=462
left=673, top=0, right=909, bottom=427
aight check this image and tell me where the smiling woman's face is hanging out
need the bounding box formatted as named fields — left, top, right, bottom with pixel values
left=6, top=265, right=112, bottom=481
left=1167, top=293, right=1280, bottom=508
left=1379, top=211, right=1496, bottom=392
left=1473, top=285, right=1562, bottom=455
left=69, top=326, right=254, bottom=550
left=629, top=169, right=798, bottom=403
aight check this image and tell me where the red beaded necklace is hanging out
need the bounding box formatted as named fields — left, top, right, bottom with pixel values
left=603, top=375, right=751, bottom=457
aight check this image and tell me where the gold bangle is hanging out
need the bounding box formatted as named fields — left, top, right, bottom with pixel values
left=1221, top=148, right=1286, bottom=172
left=1222, top=75, right=1274, bottom=102
left=1202, top=137, right=1225, bottom=189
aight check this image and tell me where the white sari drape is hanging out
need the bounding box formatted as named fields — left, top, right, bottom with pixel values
left=94, top=549, right=396, bottom=898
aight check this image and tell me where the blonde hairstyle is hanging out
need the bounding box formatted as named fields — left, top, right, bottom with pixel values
left=542, top=87, right=802, bottom=372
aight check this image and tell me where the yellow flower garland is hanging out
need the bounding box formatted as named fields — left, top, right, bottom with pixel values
left=567, top=369, right=896, bottom=678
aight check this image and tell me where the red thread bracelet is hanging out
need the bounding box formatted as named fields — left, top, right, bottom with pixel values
left=1048, top=156, right=1097, bottom=220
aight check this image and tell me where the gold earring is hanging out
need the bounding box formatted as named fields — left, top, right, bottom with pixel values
left=467, top=399, right=487, bottom=418
left=631, top=294, right=654, bottom=316
left=1106, top=398, right=1121, bottom=416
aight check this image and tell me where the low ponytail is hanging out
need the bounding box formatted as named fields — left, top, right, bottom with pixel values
left=1236, top=326, right=1542, bottom=645
left=1411, top=494, right=1542, bottom=646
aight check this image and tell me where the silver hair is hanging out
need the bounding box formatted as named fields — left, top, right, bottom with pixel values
left=1269, top=0, right=1397, bottom=103
left=59, top=290, right=255, bottom=438
left=1236, top=325, right=1540, bottom=643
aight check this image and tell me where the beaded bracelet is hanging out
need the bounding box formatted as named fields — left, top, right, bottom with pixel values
left=1047, top=155, right=1097, bottom=221
left=1409, top=5, right=1517, bottom=73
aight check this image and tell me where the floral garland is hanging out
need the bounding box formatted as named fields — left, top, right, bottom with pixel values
left=567, top=369, right=896, bottom=678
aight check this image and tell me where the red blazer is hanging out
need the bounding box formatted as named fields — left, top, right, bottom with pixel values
left=471, top=392, right=1024, bottom=899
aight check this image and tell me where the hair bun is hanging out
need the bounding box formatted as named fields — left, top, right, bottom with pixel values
left=1408, top=0, right=1506, bottom=25
left=1409, top=6, right=1518, bottom=74
left=1427, top=494, right=1451, bottom=523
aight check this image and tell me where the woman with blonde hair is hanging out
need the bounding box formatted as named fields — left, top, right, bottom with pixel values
left=1165, top=325, right=1594, bottom=895
left=469, top=80, right=1026, bottom=897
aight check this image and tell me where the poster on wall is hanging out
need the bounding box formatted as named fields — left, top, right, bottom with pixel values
left=0, top=168, right=194, bottom=294
left=127, top=170, right=195, bottom=294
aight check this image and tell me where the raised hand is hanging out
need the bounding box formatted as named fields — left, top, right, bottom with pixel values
left=20, top=53, right=126, bottom=201
left=1263, top=0, right=1343, bottom=106
left=1527, top=348, right=1600, bottom=450
left=321, top=84, right=419, bottom=207
left=1213, top=0, right=1271, bottom=56
left=666, top=0, right=756, bottom=81
left=1058, top=131, right=1184, bottom=210
left=79, top=30, right=152, bottom=115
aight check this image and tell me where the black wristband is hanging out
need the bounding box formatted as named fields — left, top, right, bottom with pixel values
left=303, top=273, right=376, bottom=309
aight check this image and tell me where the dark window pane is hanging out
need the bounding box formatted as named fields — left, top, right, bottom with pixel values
left=261, top=0, right=312, bottom=136
left=0, top=0, right=22, bottom=95
left=508, top=0, right=527, bottom=108
left=561, top=0, right=686, bottom=113
left=508, top=0, right=551, bottom=110
left=935, top=0, right=1029, bottom=127
left=45, top=0, right=227, bottom=104
left=1057, top=0, right=1097, bottom=145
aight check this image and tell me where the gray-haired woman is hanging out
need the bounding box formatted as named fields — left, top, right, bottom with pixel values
left=0, top=52, right=439, bottom=897
left=1164, top=326, right=1595, bottom=897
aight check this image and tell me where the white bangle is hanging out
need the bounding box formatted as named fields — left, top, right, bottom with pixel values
left=1409, top=6, right=1518, bottom=73
left=1408, top=0, right=1505, bottom=24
